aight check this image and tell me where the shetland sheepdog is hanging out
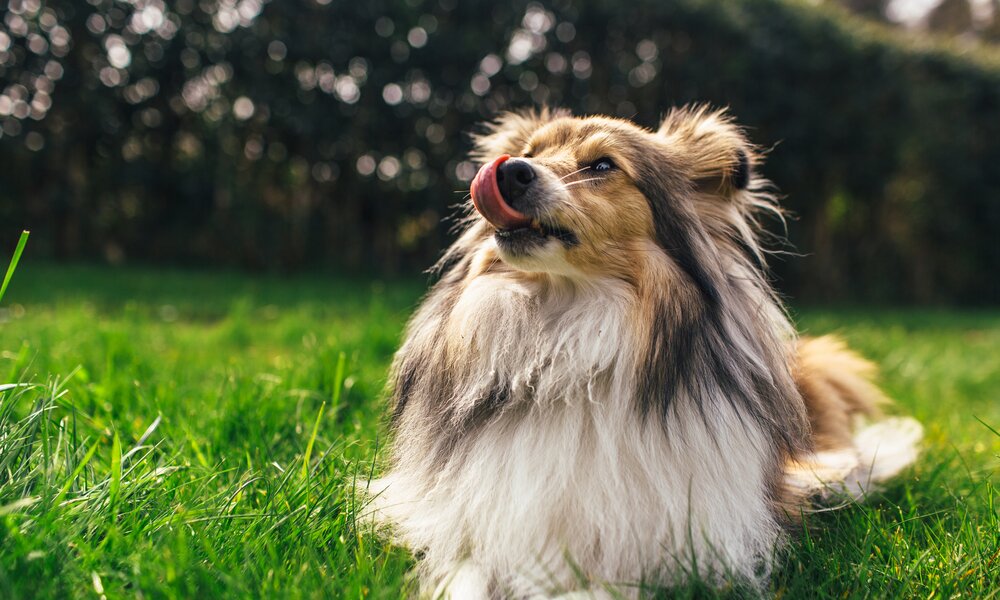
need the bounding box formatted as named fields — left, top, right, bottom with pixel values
left=370, top=107, right=922, bottom=598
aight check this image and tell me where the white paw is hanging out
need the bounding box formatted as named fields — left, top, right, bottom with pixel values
left=433, top=562, right=491, bottom=600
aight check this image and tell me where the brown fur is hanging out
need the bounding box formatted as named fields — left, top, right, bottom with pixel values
left=794, top=335, right=886, bottom=451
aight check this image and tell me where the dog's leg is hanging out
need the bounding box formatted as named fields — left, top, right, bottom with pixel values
left=431, top=561, right=492, bottom=600
left=545, top=590, right=621, bottom=600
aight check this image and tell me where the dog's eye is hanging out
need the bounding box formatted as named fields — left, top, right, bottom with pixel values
left=591, top=157, right=616, bottom=173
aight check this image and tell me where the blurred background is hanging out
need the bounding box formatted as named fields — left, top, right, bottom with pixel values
left=0, top=0, right=997, bottom=304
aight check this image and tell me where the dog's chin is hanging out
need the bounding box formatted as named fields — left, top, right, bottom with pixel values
left=493, top=225, right=576, bottom=273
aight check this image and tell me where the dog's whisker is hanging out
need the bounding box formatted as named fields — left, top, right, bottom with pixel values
left=557, top=166, right=591, bottom=182
left=561, top=178, right=602, bottom=188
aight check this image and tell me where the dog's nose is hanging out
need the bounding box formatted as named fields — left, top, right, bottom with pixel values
left=496, top=158, right=535, bottom=206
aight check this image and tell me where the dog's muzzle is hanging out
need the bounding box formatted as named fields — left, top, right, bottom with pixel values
left=471, top=155, right=579, bottom=252
left=471, top=155, right=535, bottom=231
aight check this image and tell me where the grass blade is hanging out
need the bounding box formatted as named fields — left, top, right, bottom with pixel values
left=0, top=230, right=29, bottom=304
left=975, top=415, right=1000, bottom=439
left=332, top=351, right=347, bottom=409
left=0, top=496, right=40, bottom=515
left=109, top=430, right=122, bottom=520
left=301, top=400, right=326, bottom=480
left=51, top=438, right=101, bottom=508
left=184, top=425, right=211, bottom=469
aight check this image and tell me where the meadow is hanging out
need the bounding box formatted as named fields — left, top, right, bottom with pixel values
left=0, top=264, right=997, bottom=599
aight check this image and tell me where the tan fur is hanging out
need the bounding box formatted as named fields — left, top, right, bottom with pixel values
left=478, top=115, right=660, bottom=278
left=794, top=335, right=886, bottom=451
left=470, top=108, right=571, bottom=163
left=659, top=105, right=757, bottom=188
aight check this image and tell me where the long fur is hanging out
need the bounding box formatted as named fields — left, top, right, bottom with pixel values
left=369, top=106, right=921, bottom=598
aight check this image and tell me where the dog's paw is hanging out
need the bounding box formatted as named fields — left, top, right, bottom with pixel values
left=432, top=561, right=492, bottom=600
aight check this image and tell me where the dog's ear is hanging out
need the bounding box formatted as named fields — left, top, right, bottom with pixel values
left=470, top=108, right=570, bottom=162
left=657, top=105, right=756, bottom=196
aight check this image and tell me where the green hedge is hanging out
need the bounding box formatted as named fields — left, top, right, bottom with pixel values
left=0, top=0, right=997, bottom=303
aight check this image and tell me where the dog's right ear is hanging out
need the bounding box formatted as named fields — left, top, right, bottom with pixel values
left=657, top=105, right=756, bottom=196
left=470, top=108, right=569, bottom=162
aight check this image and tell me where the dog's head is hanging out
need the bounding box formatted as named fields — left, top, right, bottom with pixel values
left=396, top=107, right=807, bottom=457
left=466, top=107, right=767, bottom=296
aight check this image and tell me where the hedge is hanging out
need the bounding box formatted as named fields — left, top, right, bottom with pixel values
left=0, top=0, right=997, bottom=303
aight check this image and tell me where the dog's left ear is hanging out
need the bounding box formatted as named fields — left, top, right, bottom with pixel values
left=657, top=105, right=755, bottom=196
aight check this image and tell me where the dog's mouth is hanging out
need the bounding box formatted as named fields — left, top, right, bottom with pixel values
left=494, top=220, right=577, bottom=244
left=470, top=155, right=578, bottom=247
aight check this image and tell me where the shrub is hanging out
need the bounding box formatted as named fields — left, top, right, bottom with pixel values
left=0, top=0, right=997, bottom=302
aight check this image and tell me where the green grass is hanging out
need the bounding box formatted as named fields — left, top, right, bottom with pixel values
left=0, top=230, right=29, bottom=304
left=0, top=264, right=997, bottom=599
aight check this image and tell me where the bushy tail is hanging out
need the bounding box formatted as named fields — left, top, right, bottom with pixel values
left=785, top=336, right=922, bottom=503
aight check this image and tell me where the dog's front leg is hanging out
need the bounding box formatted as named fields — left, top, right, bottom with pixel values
left=431, top=560, right=492, bottom=600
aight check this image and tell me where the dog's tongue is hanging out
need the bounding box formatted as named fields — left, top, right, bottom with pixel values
left=471, top=154, right=532, bottom=230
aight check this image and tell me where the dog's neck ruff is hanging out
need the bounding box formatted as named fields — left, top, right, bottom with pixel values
left=445, top=274, right=634, bottom=414
left=375, top=271, right=784, bottom=597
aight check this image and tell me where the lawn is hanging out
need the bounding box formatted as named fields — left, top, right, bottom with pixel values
left=0, top=264, right=997, bottom=599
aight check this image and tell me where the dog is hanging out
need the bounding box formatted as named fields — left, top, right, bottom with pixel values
left=369, top=107, right=922, bottom=598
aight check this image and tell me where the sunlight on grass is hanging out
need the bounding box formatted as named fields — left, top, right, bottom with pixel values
left=0, top=265, right=997, bottom=598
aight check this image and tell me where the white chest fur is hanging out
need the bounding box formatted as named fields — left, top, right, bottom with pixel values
left=373, top=276, right=782, bottom=597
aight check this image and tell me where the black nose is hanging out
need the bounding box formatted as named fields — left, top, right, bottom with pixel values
left=496, top=158, right=535, bottom=206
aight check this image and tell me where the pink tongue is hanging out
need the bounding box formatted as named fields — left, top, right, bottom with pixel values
left=470, top=154, right=532, bottom=230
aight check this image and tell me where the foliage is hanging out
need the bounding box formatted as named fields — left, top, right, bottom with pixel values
left=0, top=265, right=998, bottom=597
left=0, top=0, right=999, bottom=302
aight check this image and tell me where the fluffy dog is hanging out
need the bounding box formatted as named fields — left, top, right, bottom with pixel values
left=370, top=107, right=922, bottom=598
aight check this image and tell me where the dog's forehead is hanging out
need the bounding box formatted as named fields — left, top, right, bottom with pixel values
left=527, top=117, right=648, bottom=155
left=524, top=118, right=576, bottom=152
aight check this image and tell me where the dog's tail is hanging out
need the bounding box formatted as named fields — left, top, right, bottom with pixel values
left=784, top=335, right=922, bottom=505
